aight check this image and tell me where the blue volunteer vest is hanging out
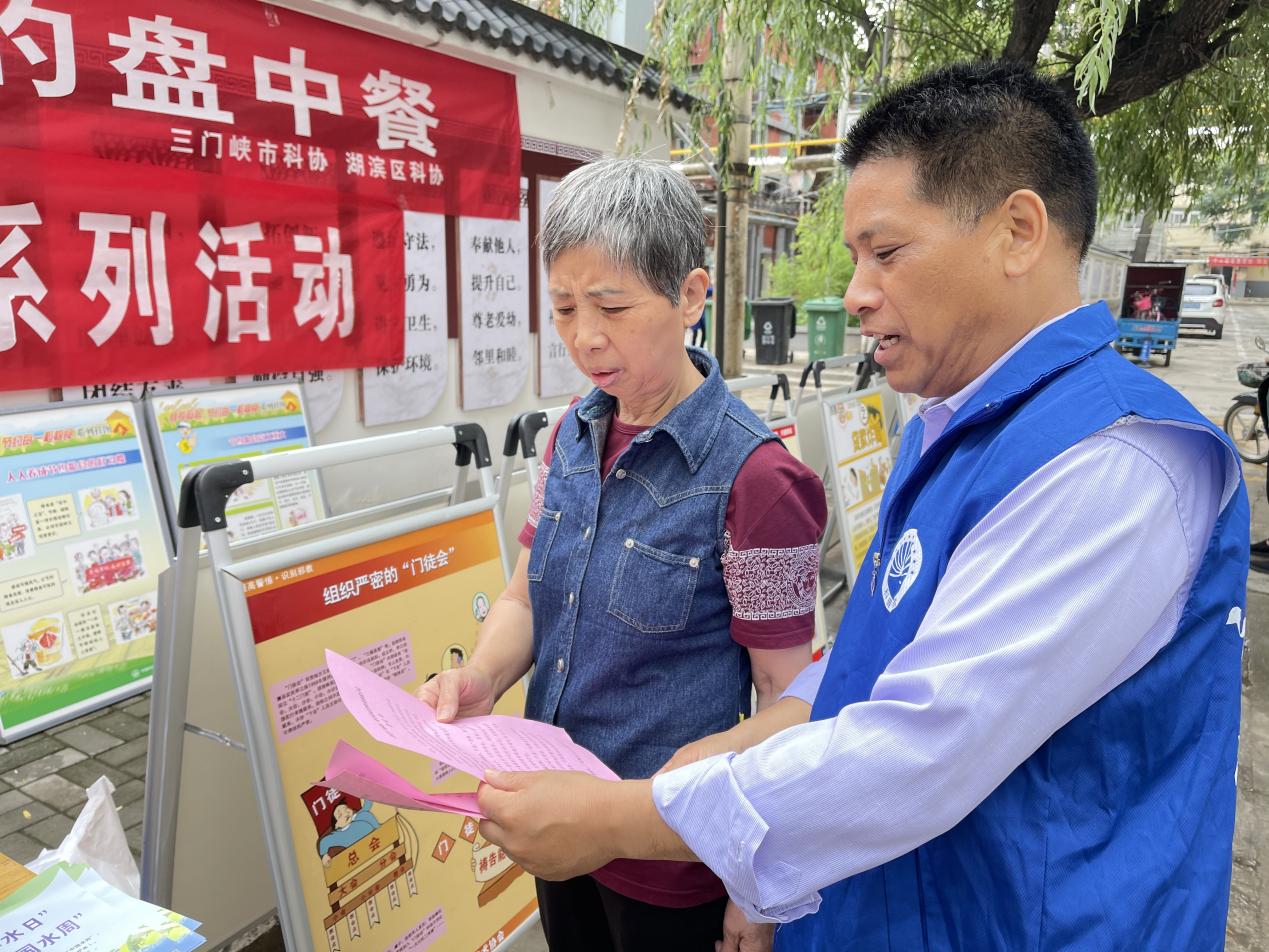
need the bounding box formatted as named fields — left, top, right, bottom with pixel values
left=524, top=348, right=776, bottom=779
left=776, top=302, right=1247, bottom=951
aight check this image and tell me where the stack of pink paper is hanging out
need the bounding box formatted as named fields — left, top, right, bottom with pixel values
left=321, top=650, right=618, bottom=818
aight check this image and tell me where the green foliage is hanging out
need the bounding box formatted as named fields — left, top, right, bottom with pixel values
left=768, top=177, right=855, bottom=312
left=560, top=0, right=1269, bottom=220
left=1072, top=0, right=1138, bottom=111
left=1190, top=159, right=1269, bottom=246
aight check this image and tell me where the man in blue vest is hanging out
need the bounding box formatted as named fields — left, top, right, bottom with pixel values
left=478, top=61, right=1248, bottom=951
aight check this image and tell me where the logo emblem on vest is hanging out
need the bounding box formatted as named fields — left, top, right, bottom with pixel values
left=883, top=528, right=922, bottom=612
left=1227, top=606, right=1247, bottom=640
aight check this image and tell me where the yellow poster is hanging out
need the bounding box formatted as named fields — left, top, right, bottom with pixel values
left=823, top=390, right=894, bottom=578
left=241, top=509, right=534, bottom=952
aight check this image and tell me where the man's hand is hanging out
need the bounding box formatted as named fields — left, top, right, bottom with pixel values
left=416, top=665, right=496, bottom=722
left=478, top=770, right=698, bottom=879
left=718, top=901, right=774, bottom=952
left=477, top=770, right=622, bottom=880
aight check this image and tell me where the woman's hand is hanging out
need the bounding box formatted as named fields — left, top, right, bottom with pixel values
left=416, top=664, right=497, bottom=721
left=655, top=728, right=742, bottom=776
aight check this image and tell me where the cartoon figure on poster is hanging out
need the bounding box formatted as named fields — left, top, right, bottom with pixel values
left=303, top=784, right=420, bottom=951
left=443, top=644, right=468, bottom=671
left=109, top=594, right=158, bottom=644
left=4, top=615, right=70, bottom=678
left=66, top=531, right=146, bottom=595
left=471, top=592, right=490, bottom=624
left=835, top=397, right=886, bottom=454
left=0, top=495, right=34, bottom=563
left=176, top=421, right=197, bottom=455
left=80, top=482, right=138, bottom=530
left=434, top=814, right=525, bottom=910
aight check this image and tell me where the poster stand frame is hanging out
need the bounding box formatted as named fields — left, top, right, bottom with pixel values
left=141, top=423, right=535, bottom=951
left=792, top=353, right=873, bottom=604
left=140, top=379, right=331, bottom=554
left=0, top=396, right=169, bottom=740
left=495, top=404, right=569, bottom=574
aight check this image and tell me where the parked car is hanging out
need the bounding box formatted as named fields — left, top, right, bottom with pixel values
left=1179, top=276, right=1227, bottom=339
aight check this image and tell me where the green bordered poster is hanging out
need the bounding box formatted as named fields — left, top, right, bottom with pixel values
left=0, top=400, right=168, bottom=739
left=146, top=383, right=327, bottom=546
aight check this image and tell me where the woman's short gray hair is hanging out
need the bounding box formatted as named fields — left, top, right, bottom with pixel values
left=540, top=157, right=706, bottom=305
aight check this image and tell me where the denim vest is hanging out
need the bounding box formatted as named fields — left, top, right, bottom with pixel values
left=525, top=348, right=775, bottom=779
left=776, top=302, right=1247, bottom=951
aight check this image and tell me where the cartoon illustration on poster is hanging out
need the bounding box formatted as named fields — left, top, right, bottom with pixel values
left=823, top=389, right=893, bottom=582
left=0, top=495, right=34, bottom=563
left=64, top=531, right=146, bottom=595
left=79, top=481, right=140, bottom=531
left=240, top=509, right=535, bottom=952
left=0, top=401, right=167, bottom=737
left=108, top=593, right=159, bottom=645
left=149, top=385, right=325, bottom=546
left=3, top=613, right=70, bottom=679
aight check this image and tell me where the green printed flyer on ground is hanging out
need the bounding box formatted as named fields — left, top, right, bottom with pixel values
left=149, top=383, right=326, bottom=545
left=0, top=401, right=167, bottom=738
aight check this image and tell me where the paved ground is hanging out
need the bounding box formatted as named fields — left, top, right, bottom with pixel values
left=1, top=305, right=1265, bottom=949
left=0, top=694, right=150, bottom=868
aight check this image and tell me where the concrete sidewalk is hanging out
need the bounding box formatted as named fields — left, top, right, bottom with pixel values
left=0, top=693, right=150, bottom=866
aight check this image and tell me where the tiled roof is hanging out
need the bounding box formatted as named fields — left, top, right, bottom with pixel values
left=360, top=0, right=693, bottom=108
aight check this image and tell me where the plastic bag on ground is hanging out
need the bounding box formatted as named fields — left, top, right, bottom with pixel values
left=26, top=775, right=140, bottom=898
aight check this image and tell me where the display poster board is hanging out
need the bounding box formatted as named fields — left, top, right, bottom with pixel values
left=361, top=213, right=449, bottom=426
left=884, top=385, right=923, bottom=459
left=535, top=178, right=585, bottom=399
left=147, top=384, right=326, bottom=545
left=0, top=400, right=167, bottom=738
left=235, top=507, right=535, bottom=952
left=821, top=386, right=894, bottom=585
left=243, top=372, right=345, bottom=435
left=459, top=179, right=531, bottom=411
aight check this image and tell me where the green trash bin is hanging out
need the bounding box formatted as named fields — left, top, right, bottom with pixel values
left=805, top=297, right=848, bottom=362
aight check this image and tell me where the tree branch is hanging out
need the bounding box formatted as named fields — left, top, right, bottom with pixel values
left=1002, top=0, right=1061, bottom=64
left=1063, top=0, right=1252, bottom=117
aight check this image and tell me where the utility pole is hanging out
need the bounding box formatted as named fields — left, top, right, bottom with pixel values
left=720, top=11, right=751, bottom=378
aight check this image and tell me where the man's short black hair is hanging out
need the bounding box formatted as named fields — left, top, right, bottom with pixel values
left=840, top=61, right=1097, bottom=258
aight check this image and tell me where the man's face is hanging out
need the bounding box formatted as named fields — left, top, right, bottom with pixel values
left=842, top=157, right=1006, bottom=398
left=333, top=804, right=354, bottom=829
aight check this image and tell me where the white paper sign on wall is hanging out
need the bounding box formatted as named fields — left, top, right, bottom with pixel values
left=458, top=178, right=531, bottom=411
left=360, top=211, right=448, bottom=426
left=536, top=178, right=586, bottom=400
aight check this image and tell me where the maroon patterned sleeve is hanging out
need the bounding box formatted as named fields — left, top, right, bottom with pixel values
left=723, top=443, right=828, bottom=649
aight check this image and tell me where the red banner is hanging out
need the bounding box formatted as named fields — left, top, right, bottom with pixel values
left=1209, top=256, right=1269, bottom=268
left=0, top=0, right=521, bottom=388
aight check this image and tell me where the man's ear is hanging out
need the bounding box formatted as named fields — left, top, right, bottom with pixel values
left=997, top=189, right=1049, bottom=279
left=679, top=268, right=710, bottom=328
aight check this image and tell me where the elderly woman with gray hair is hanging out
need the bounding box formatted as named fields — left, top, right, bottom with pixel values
left=419, top=158, right=825, bottom=952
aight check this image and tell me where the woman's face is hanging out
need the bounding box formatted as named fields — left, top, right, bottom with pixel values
left=547, top=244, right=707, bottom=406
